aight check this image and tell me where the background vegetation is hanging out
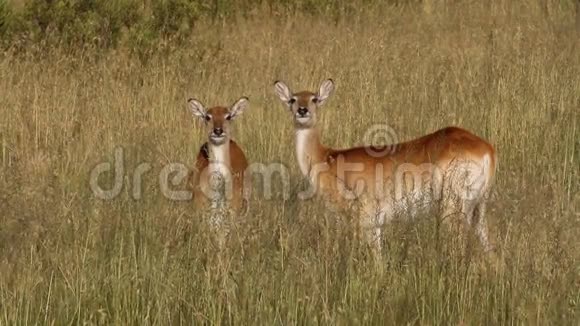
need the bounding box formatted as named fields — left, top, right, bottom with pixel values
left=1, top=0, right=579, bottom=324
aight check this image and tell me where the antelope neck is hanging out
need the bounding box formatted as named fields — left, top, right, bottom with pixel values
left=207, top=141, right=231, bottom=167
left=294, top=127, right=328, bottom=176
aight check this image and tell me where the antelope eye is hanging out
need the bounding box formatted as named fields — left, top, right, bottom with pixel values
left=288, top=98, right=296, bottom=105
left=204, top=115, right=211, bottom=121
left=312, top=97, right=319, bottom=104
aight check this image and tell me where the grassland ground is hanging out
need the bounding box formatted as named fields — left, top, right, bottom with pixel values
left=0, top=1, right=579, bottom=324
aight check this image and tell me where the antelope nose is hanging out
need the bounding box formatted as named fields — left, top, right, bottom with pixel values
left=213, top=128, right=223, bottom=136
left=297, top=107, right=308, bottom=116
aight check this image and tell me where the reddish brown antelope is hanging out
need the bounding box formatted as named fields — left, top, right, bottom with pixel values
left=273, top=79, right=496, bottom=253
left=187, top=97, right=250, bottom=214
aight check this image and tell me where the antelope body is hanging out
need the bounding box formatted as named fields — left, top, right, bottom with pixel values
left=187, top=97, right=250, bottom=214
left=274, top=79, right=496, bottom=252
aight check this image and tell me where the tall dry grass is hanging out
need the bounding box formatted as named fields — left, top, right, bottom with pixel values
left=0, top=1, right=579, bottom=324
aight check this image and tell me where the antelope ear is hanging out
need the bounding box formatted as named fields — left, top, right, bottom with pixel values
left=187, top=98, right=207, bottom=119
left=273, top=80, right=293, bottom=104
left=226, top=97, right=249, bottom=120
left=316, top=79, right=335, bottom=106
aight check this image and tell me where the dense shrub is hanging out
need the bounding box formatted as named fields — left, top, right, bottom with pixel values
left=21, top=0, right=141, bottom=47
left=0, top=0, right=196, bottom=50
left=1, top=0, right=576, bottom=56
left=0, top=0, right=10, bottom=36
left=0, top=0, right=386, bottom=53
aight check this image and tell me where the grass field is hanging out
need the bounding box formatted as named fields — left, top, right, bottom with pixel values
left=1, top=1, right=579, bottom=324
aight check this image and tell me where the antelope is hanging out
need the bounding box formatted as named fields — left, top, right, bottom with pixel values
left=187, top=96, right=250, bottom=216
left=273, top=79, right=496, bottom=253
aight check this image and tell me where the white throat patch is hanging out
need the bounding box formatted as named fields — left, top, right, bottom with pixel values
left=208, top=143, right=230, bottom=176
left=206, top=143, right=233, bottom=204
left=295, top=129, right=315, bottom=177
